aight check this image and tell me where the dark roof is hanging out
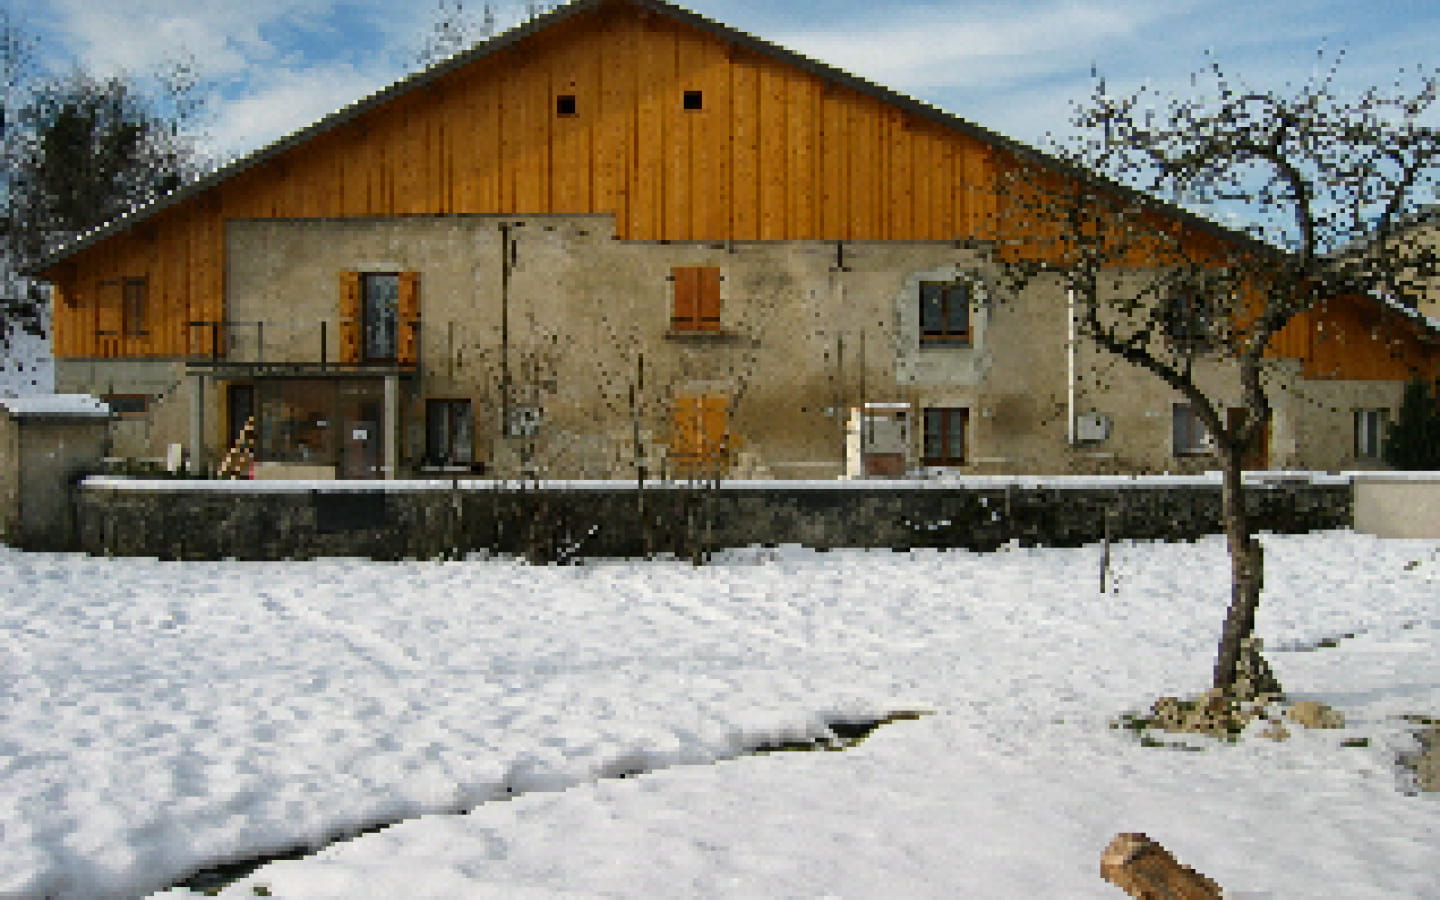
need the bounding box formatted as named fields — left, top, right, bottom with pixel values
left=30, top=0, right=1277, bottom=276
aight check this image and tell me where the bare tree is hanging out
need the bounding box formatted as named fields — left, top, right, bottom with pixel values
left=416, top=1, right=497, bottom=68
left=999, top=53, right=1440, bottom=699
left=0, top=10, right=42, bottom=347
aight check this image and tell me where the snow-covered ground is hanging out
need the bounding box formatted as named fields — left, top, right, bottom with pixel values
left=2, top=531, right=1437, bottom=899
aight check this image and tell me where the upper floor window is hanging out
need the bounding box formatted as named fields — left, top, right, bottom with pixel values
left=339, top=271, right=419, bottom=365
left=671, top=266, right=721, bottom=332
left=920, top=281, right=971, bottom=346
left=1163, top=290, right=1214, bottom=351
left=122, top=278, right=147, bottom=337
left=363, top=273, right=399, bottom=361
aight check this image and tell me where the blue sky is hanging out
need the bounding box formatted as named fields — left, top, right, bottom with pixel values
left=7, top=0, right=1440, bottom=170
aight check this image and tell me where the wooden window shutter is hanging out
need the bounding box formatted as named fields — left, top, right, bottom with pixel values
left=339, top=271, right=361, bottom=364
left=670, top=395, right=733, bottom=476
left=696, top=267, right=721, bottom=331
left=398, top=271, right=420, bottom=365
left=670, top=267, right=722, bottom=331
left=669, top=395, right=701, bottom=473
left=700, top=395, right=728, bottom=460
left=671, top=267, right=698, bottom=330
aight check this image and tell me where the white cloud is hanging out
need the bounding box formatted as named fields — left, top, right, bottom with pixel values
left=41, top=0, right=301, bottom=77
left=771, top=0, right=1174, bottom=92
left=203, top=63, right=400, bottom=161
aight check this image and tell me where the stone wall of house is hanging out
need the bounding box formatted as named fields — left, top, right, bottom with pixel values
left=55, top=212, right=1415, bottom=478
left=73, top=477, right=1351, bottom=562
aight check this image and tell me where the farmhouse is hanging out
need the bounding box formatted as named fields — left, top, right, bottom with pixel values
left=30, top=0, right=1440, bottom=479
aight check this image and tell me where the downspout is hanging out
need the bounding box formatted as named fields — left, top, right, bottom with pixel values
left=500, top=223, right=511, bottom=438
left=1066, top=287, right=1076, bottom=446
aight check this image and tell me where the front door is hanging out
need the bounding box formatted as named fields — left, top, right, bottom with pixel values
left=341, top=400, right=381, bottom=479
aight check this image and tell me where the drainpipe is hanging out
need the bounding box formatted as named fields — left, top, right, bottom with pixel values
left=500, top=223, right=512, bottom=439
left=1066, top=287, right=1076, bottom=446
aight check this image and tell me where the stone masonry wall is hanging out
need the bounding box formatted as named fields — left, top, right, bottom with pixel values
left=73, top=478, right=1351, bottom=562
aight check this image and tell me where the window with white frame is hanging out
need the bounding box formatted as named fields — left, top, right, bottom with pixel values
left=1172, top=403, right=1213, bottom=456
left=919, top=281, right=972, bottom=346
left=1354, top=408, right=1388, bottom=459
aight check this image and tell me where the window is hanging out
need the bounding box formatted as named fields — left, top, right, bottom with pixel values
left=1164, top=290, right=1213, bottom=350
left=671, top=266, right=722, bottom=332
left=363, top=273, right=399, bottom=361
left=922, top=407, right=967, bottom=466
left=426, top=399, right=474, bottom=466
left=339, top=271, right=418, bottom=365
left=919, top=281, right=971, bottom=346
left=683, top=90, right=703, bottom=110
left=1355, top=408, right=1388, bottom=459
left=556, top=94, right=577, bottom=116
left=1172, top=403, right=1213, bottom=455
left=102, top=394, right=148, bottom=418
left=122, top=278, right=146, bottom=337
left=670, top=395, right=732, bottom=477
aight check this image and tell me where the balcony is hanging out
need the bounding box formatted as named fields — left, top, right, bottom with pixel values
left=182, top=319, right=421, bottom=379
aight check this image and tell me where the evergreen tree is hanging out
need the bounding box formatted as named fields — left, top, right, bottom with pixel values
left=1383, top=377, right=1440, bottom=469
left=0, top=15, right=206, bottom=351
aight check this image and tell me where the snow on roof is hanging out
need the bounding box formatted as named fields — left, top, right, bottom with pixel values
left=0, top=394, right=110, bottom=417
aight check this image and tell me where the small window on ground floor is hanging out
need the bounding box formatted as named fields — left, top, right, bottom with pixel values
left=922, top=407, right=967, bottom=466
left=426, top=399, right=474, bottom=465
left=1354, top=408, right=1389, bottom=459
left=1173, top=403, right=1213, bottom=456
left=102, top=394, right=148, bottom=418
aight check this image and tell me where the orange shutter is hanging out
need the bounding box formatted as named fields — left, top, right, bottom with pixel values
left=398, top=271, right=420, bottom=366
left=670, top=395, right=701, bottom=474
left=670, top=395, right=733, bottom=477
left=339, top=271, right=360, bottom=364
left=671, top=267, right=698, bottom=330
left=696, top=267, right=721, bottom=331
left=700, top=395, right=728, bottom=462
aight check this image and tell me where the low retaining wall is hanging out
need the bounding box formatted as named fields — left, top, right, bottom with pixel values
left=73, top=475, right=1352, bottom=561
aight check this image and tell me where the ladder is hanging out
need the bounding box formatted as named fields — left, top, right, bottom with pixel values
left=217, top=416, right=257, bottom=479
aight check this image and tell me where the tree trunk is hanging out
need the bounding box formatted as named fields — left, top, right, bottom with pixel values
left=1212, top=447, right=1273, bottom=697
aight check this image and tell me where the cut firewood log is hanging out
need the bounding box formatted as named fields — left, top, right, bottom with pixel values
left=1100, top=832, right=1222, bottom=899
